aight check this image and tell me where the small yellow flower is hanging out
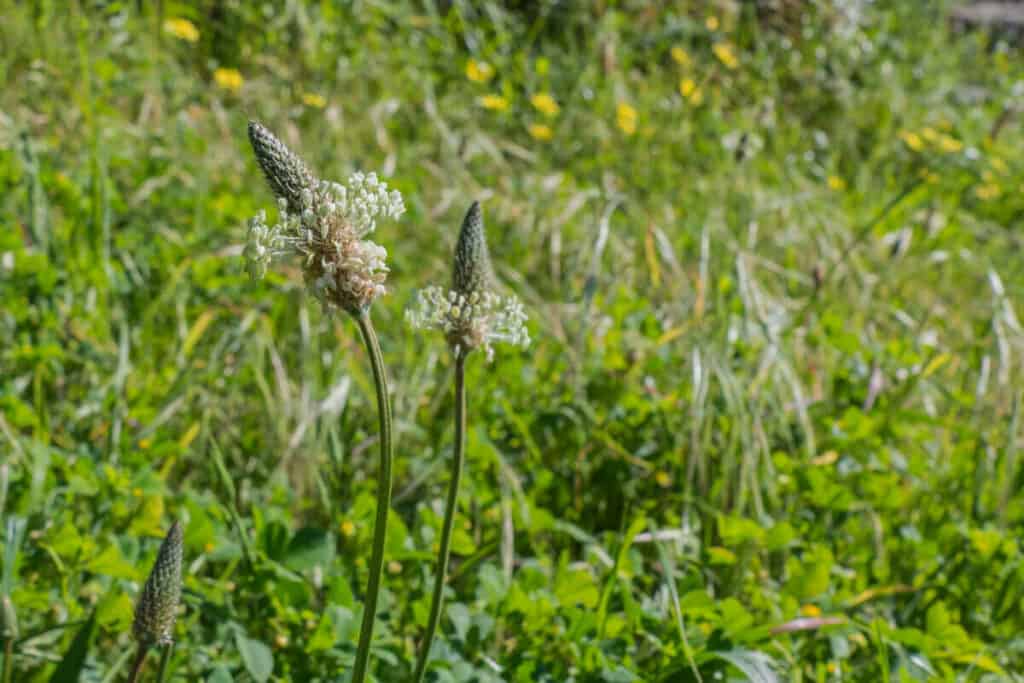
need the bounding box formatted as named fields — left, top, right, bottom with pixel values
left=827, top=662, right=838, bottom=674
left=139, top=438, right=152, bottom=450
left=670, top=46, right=691, bottom=66
left=301, top=92, right=327, bottom=109
left=478, top=94, right=510, bottom=112
left=713, top=42, right=739, bottom=69
left=340, top=520, right=356, bottom=537
left=900, top=131, right=924, bottom=151
left=132, top=487, right=143, bottom=498
left=528, top=123, right=554, bottom=141
left=616, top=101, right=637, bottom=135
left=204, top=541, right=215, bottom=553
left=991, top=157, right=1009, bottom=174
left=163, top=18, right=200, bottom=43
left=679, top=78, right=704, bottom=106
left=975, top=183, right=1001, bottom=200
left=465, top=59, right=495, bottom=84
left=213, top=68, right=244, bottom=93
left=921, top=127, right=939, bottom=143
left=937, top=134, right=963, bottom=153
left=801, top=604, right=823, bottom=617
left=827, top=175, right=846, bottom=191
left=530, top=92, right=560, bottom=117
left=706, top=15, right=720, bottom=31
left=655, top=471, right=671, bottom=487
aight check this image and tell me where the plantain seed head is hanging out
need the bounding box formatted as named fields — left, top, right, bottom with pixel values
left=133, top=520, right=184, bottom=647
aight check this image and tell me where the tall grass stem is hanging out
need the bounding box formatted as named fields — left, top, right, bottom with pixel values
left=351, top=311, right=394, bottom=683
left=412, top=354, right=467, bottom=682
left=2, top=637, right=12, bottom=683
left=126, top=646, right=147, bottom=683
left=155, top=644, right=172, bottom=683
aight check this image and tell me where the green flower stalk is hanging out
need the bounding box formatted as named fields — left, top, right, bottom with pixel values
left=129, top=520, right=183, bottom=683
left=407, top=202, right=528, bottom=681
left=244, top=121, right=403, bottom=682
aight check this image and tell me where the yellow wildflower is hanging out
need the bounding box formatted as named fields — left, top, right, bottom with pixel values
left=163, top=18, right=200, bottom=43
left=530, top=92, right=560, bottom=117
left=616, top=101, right=637, bottom=135
left=528, top=123, right=554, bottom=141
left=655, top=471, right=671, bottom=487
left=937, top=134, right=963, bottom=153
left=991, top=157, right=1009, bottom=174
left=975, top=184, right=1001, bottom=200
left=706, top=16, right=720, bottom=31
left=478, top=94, right=510, bottom=112
left=801, top=604, right=823, bottom=617
left=670, top=46, right=691, bottom=66
left=900, top=131, right=924, bottom=151
left=680, top=78, right=703, bottom=105
left=713, top=42, right=739, bottom=69
left=340, top=520, right=356, bottom=537
left=301, top=92, right=327, bottom=108
left=465, top=59, right=495, bottom=84
left=827, top=175, right=846, bottom=191
left=921, top=127, right=939, bottom=143
left=213, top=68, right=243, bottom=93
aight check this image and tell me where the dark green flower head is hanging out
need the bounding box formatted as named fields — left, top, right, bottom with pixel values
left=247, top=121, right=318, bottom=212
left=452, top=201, right=492, bottom=297
left=133, top=520, right=184, bottom=647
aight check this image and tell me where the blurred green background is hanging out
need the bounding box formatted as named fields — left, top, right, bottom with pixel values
left=3, top=0, right=1024, bottom=680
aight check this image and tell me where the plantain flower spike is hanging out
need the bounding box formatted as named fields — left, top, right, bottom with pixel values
left=248, top=121, right=318, bottom=212
left=243, top=121, right=405, bottom=314
left=407, top=201, right=529, bottom=360
left=133, top=520, right=184, bottom=647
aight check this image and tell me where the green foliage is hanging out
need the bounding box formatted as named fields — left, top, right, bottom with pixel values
left=3, top=0, right=1024, bottom=680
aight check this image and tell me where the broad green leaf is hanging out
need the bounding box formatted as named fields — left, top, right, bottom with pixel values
left=285, top=527, right=334, bottom=572
left=714, top=649, right=779, bottom=683
left=235, top=633, right=273, bottom=683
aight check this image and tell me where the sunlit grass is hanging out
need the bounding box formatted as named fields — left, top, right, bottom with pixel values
left=2, top=1, right=1024, bottom=681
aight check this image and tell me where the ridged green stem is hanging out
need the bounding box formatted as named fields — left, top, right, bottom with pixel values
left=412, top=354, right=467, bottom=682
left=2, top=637, right=12, bottom=683
left=155, top=643, right=172, bottom=683
left=126, top=646, right=147, bottom=683
left=352, top=311, right=393, bottom=683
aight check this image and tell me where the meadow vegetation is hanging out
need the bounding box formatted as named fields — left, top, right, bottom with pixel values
left=3, top=1, right=1024, bottom=680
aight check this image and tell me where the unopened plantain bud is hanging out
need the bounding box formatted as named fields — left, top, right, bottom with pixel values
left=407, top=202, right=529, bottom=360
left=247, top=121, right=318, bottom=212
left=133, top=521, right=184, bottom=647
left=452, top=201, right=492, bottom=297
